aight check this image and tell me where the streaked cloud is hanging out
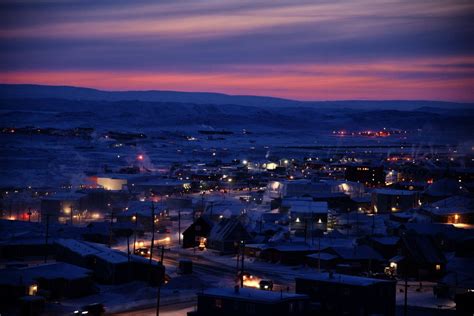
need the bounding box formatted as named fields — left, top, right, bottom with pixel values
left=0, top=0, right=473, bottom=101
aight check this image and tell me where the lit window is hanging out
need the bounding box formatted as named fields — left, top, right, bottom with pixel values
left=435, top=264, right=441, bottom=271
left=29, top=284, right=38, bottom=296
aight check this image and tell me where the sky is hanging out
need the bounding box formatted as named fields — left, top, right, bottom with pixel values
left=0, top=0, right=473, bottom=102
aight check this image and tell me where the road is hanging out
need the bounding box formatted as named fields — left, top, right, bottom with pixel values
left=111, top=248, right=294, bottom=315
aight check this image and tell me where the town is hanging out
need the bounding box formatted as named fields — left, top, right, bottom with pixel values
left=1, top=126, right=473, bottom=315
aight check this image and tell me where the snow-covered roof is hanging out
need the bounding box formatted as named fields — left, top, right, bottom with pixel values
left=373, top=189, right=416, bottom=196
left=282, top=198, right=328, bottom=214
left=0, top=262, right=92, bottom=285
left=306, top=253, right=338, bottom=261
left=201, top=287, right=307, bottom=303
left=295, top=272, right=392, bottom=286
left=56, top=238, right=101, bottom=257
left=422, top=195, right=474, bottom=215
left=424, top=178, right=468, bottom=197
left=370, top=236, right=400, bottom=246
left=326, top=245, right=384, bottom=261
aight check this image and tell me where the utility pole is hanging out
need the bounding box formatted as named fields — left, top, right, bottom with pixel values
left=240, top=240, right=245, bottom=288
left=318, top=235, right=321, bottom=273
left=133, top=212, right=138, bottom=254
left=27, top=207, right=32, bottom=222
left=236, top=244, right=240, bottom=283
left=404, top=270, right=408, bottom=316
left=108, top=206, right=114, bottom=248
left=149, top=202, right=156, bottom=277
left=156, top=245, right=165, bottom=316
left=70, top=205, right=73, bottom=226
left=178, top=209, right=181, bottom=245
left=44, top=213, right=50, bottom=263
left=304, top=219, right=308, bottom=244
left=127, top=233, right=131, bottom=262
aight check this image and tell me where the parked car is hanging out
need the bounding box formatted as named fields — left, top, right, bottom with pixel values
left=134, top=247, right=150, bottom=257
left=259, top=279, right=274, bottom=291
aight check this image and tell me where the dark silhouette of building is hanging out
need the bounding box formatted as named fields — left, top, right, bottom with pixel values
left=182, top=216, right=213, bottom=249
left=188, top=287, right=310, bottom=316
left=295, top=272, right=396, bottom=316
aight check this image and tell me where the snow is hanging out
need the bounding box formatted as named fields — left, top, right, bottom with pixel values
left=294, top=272, right=392, bottom=286
left=201, top=287, right=306, bottom=302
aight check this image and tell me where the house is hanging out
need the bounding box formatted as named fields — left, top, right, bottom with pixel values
left=423, top=178, right=469, bottom=203
left=182, top=216, right=214, bottom=249
left=295, top=272, right=396, bottom=316
left=387, top=234, right=446, bottom=279
left=395, top=222, right=472, bottom=252
left=207, top=217, right=253, bottom=254
left=282, top=198, right=328, bottom=234
left=0, top=262, right=95, bottom=302
left=308, top=245, right=385, bottom=273
left=202, top=199, right=245, bottom=221
left=416, top=195, right=474, bottom=225
left=55, top=239, right=164, bottom=285
left=359, top=236, right=400, bottom=259
left=371, top=188, right=419, bottom=213
left=188, top=287, right=310, bottom=316
left=437, top=257, right=474, bottom=299
left=259, top=242, right=318, bottom=265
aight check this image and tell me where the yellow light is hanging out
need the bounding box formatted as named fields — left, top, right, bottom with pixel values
left=454, top=214, right=460, bottom=220
left=29, top=284, right=38, bottom=296
left=132, top=215, right=137, bottom=221
left=436, top=264, right=441, bottom=271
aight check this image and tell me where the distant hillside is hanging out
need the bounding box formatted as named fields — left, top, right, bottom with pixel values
left=0, top=84, right=472, bottom=110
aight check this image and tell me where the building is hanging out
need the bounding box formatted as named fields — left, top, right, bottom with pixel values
left=345, top=165, right=385, bottom=187
left=182, top=216, right=214, bottom=249
left=92, top=174, right=132, bottom=191
left=55, top=239, right=165, bottom=285
left=387, top=234, right=446, bottom=279
left=0, top=262, right=95, bottom=301
left=188, top=287, right=310, bottom=316
left=308, top=245, right=385, bottom=273
left=371, top=188, right=419, bottom=213
left=416, top=195, right=474, bottom=225
left=259, top=243, right=317, bottom=265
left=207, top=217, right=253, bottom=254
left=282, top=198, right=328, bottom=234
left=40, top=192, right=86, bottom=223
left=295, top=272, right=396, bottom=316
left=423, top=178, right=469, bottom=203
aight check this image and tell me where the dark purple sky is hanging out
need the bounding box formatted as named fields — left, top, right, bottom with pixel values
left=1, top=0, right=473, bottom=101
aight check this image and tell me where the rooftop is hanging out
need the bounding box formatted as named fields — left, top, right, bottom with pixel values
left=295, top=272, right=392, bottom=286
left=201, top=287, right=307, bottom=303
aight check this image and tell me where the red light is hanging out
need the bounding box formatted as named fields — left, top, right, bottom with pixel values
left=137, top=155, right=144, bottom=161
